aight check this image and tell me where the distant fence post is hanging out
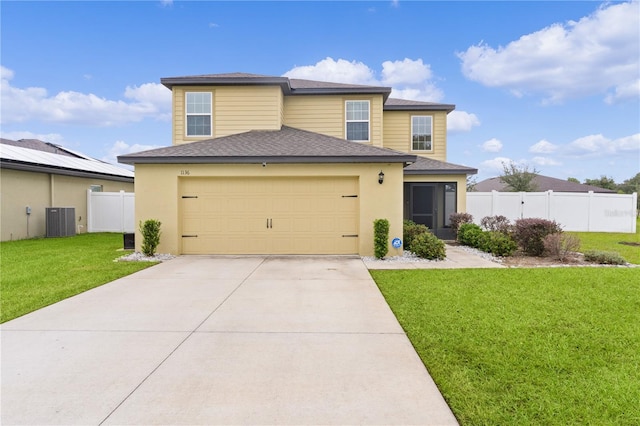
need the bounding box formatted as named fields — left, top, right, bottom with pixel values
left=87, top=189, right=93, bottom=232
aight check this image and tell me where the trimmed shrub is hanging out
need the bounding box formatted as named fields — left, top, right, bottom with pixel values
left=403, top=220, right=429, bottom=252
left=480, top=215, right=513, bottom=235
left=411, top=232, right=446, bottom=260
left=513, top=218, right=562, bottom=256
left=478, top=231, right=518, bottom=257
left=457, top=223, right=483, bottom=248
left=543, top=233, right=581, bottom=261
left=140, top=219, right=162, bottom=256
left=449, top=212, right=473, bottom=237
left=583, top=250, right=627, bottom=265
left=373, top=219, right=390, bottom=259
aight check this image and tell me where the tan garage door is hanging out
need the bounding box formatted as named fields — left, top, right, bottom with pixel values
left=180, top=177, right=359, bottom=254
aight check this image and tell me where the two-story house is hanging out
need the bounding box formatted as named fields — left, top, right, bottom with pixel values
left=118, top=73, right=476, bottom=256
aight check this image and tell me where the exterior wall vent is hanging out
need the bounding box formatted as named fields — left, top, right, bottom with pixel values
left=46, top=207, right=76, bottom=237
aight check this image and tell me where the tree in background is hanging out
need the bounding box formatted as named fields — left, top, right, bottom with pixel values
left=618, top=172, right=640, bottom=195
left=567, top=177, right=580, bottom=183
left=584, top=175, right=618, bottom=191
left=467, top=175, right=478, bottom=192
left=499, top=161, right=539, bottom=192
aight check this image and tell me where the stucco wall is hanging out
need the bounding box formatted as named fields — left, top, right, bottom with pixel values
left=1, top=168, right=134, bottom=241
left=133, top=162, right=404, bottom=256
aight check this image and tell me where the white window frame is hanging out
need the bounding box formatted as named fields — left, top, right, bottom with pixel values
left=411, top=115, right=433, bottom=151
left=345, top=100, right=370, bottom=142
left=185, top=92, right=212, bottom=137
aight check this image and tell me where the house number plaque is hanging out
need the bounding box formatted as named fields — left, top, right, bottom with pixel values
left=180, top=170, right=190, bottom=175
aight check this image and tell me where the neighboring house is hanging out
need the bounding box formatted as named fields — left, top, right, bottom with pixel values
left=118, top=73, right=477, bottom=256
left=474, top=174, right=617, bottom=193
left=1, top=138, right=134, bottom=241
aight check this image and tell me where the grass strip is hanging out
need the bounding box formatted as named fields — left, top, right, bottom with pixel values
left=1, top=233, right=156, bottom=323
left=372, top=268, right=640, bottom=425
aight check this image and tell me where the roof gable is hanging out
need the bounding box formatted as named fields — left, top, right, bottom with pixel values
left=118, top=126, right=416, bottom=165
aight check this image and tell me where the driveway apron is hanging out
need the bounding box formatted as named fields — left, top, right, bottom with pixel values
left=1, top=256, right=457, bottom=425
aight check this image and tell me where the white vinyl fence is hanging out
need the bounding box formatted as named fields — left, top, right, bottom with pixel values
left=467, top=191, right=637, bottom=233
left=87, top=190, right=135, bottom=233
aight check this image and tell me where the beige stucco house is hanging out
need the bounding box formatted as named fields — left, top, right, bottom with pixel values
left=119, top=73, right=476, bottom=256
left=1, top=138, right=134, bottom=241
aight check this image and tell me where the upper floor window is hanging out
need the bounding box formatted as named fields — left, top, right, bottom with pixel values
left=345, top=100, right=369, bottom=142
left=186, top=92, right=212, bottom=137
left=411, top=116, right=432, bottom=151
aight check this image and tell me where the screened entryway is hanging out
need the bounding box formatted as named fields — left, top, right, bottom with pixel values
left=404, top=182, right=457, bottom=239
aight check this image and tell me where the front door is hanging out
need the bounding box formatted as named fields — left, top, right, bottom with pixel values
left=405, top=182, right=457, bottom=239
left=410, top=184, right=436, bottom=229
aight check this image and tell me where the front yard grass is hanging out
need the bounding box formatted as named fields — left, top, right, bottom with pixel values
left=371, top=268, right=640, bottom=425
left=569, top=217, right=640, bottom=264
left=0, top=233, right=156, bottom=323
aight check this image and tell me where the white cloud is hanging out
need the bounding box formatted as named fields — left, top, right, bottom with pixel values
left=381, top=58, right=432, bottom=86
left=283, top=56, right=444, bottom=102
left=209, top=23, right=219, bottom=28
left=567, top=133, right=640, bottom=156
left=103, top=140, right=165, bottom=167
left=1, top=66, right=172, bottom=126
left=458, top=2, right=640, bottom=103
left=532, top=156, right=562, bottom=166
left=481, top=138, right=503, bottom=153
left=159, top=0, right=173, bottom=7
left=283, top=57, right=378, bottom=85
left=479, top=157, right=514, bottom=173
left=605, top=78, right=640, bottom=104
left=529, top=139, right=558, bottom=154
left=0, top=130, right=65, bottom=144
left=447, top=110, right=480, bottom=132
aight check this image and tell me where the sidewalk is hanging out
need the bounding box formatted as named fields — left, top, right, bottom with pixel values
left=363, top=243, right=504, bottom=269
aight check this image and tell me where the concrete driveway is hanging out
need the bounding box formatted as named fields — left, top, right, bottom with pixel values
left=1, top=256, right=457, bottom=425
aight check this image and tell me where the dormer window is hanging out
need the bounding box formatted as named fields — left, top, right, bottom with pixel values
left=186, top=92, right=212, bottom=137
left=411, top=116, right=432, bottom=151
left=345, top=100, right=370, bottom=142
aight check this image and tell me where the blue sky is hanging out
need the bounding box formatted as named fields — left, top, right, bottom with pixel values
left=2, top=0, right=639, bottom=183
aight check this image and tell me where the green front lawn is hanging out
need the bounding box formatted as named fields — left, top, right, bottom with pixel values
left=0, top=233, right=156, bottom=323
left=372, top=268, right=640, bottom=425
left=569, top=217, right=640, bottom=264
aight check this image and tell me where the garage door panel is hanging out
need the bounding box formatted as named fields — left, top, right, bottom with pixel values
left=180, top=177, right=358, bottom=255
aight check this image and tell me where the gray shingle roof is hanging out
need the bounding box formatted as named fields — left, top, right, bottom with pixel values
left=474, top=175, right=617, bottom=193
left=403, top=156, right=477, bottom=175
left=384, top=98, right=455, bottom=113
left=1, top=138, right=78, bottom=157
left=160, top=73, right=458, bottom=111
left=118, top=126, right=417, bottom=165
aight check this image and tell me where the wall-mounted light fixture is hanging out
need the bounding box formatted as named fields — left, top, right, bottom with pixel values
left=378, top=170, right=385, bottom=184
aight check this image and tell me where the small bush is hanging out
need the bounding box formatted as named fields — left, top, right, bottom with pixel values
left=373, top=219, right=390, bottom=259
left=478, top=231, right=518, bottom=257
left=583, top=250, right=627, bottom=265
left=543, top=233, right=581, bottom=261
left=457, top=223, right=483, bottom=248
left=450, top=212, right=473, bottom=237
left=140, top=219, right=162, bottom=256
left=403, top=220, right=429, bottom=252
left=513, top=218, right=562, bottom=256
left=411, top=232, right=446, bottom=260
left=480, top=215, right=513, bottom=235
